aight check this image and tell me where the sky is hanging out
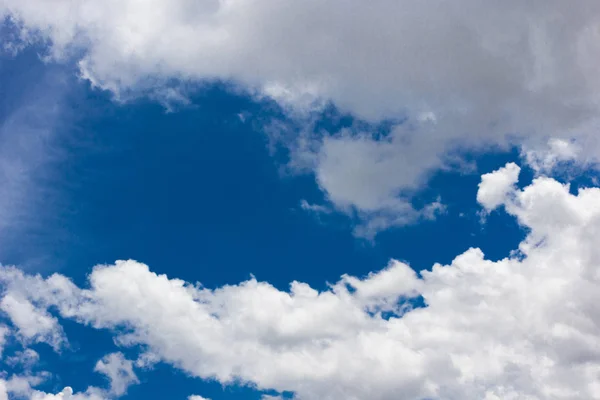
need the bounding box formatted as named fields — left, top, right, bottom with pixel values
left=2, top=2, right=600, bottom=399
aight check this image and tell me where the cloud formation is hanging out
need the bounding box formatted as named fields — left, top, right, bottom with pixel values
left=4, top=0, right=600, bottom=232
left=0, top=371, right=105, bottom=400
left=0, top=350, right=135, bottom=399
left=0, top=65, right=68, bottom=251
left=477, top=162, right=521, bottom=211
left=3, top=0, right=600, bottom=124
left=1, top=164, right=600, bottom=398
left=94, top=352, right=138, bottom=397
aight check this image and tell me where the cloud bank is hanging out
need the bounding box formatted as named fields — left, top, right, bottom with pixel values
left=0, top=164, right=600, bottom=399
left=4, top=0, right=600, bottom=232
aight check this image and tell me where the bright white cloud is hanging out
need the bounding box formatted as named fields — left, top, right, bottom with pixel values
left=476, top=162, right=521, bottom=211
left=0, top=292, right=65, bottom=349
left=0, top=353, right=133, bottom=400
left=4, top=1, right=600, bottom=232
left=29, top=386, right=106, bottom=400
left=0, top=375, right=79, bottom=400
left=2, top=164, right=600, bottom=398
left=188, top=396, right=211, bottom=400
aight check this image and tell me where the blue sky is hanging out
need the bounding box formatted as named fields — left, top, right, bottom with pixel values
left=3, top=3, right=600, bottom=400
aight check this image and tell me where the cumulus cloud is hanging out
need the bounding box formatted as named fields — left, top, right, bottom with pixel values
left=4, top=0, right=600, bottom=232
left=476, top=162, right=521, bottom=211
left=0, top=292, right=65, bottom=349
left=188, top=396, right=211, bottom=400
left=0, top=352, right=134, bottom=400
left=0, top=375, right=102, bottom=400
left=1, top=164, right=600, bottom=398
left=29, top=386, right=105, bottom=400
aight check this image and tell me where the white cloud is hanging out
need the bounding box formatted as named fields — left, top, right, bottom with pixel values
left=308, top=123, right=452, bottom=236
left=0, top=380, right=6, bottom=400
left=0, top=292, right=65, bottom=350
left=524, top=138, right=583, bottom=174
left=3, top=164, right=600, bottom=398
left=477, top=162, right=521, bottom=211
left=2, top=0, right=600, bottom=124
left=188, top=396, right=211, bottom=400
left=0, top=353, right=134, bottom=399
left=0, top=374, right=104, bottom=400
left=5, top=1, right=600, bottom=232
left=29, top=386, right=105, bottom=400
left=94, top=352, right=138, bottom=396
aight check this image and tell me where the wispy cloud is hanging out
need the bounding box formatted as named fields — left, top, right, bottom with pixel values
left=0, top=61, right=69, bottom=264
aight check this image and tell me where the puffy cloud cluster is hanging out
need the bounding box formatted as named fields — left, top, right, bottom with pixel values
left=1, top=164, right=600, bottom=398
left=0, top=292, right=65, bottom=349
left=0, top=375, right=104, bottom=400
left=0, top=360, right=134, bottom=400
left=4, top=0, right=600, bottom=232
left=0, top=338, right=135, bottom=399
left=28, top=386, right=105, bottom=400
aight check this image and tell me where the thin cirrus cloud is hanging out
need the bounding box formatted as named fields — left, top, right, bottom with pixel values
left=3, top=0, right=600, bottom=233
left=1, top=164, right=600, bottom=399
left=0, top=62, right=70, bottom=261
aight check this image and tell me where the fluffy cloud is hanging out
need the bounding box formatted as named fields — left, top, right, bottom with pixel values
left=476, top=162, right=521, bottom=211
left=2, top=0, right=600, bottom=124
left=0, top=353, right=133, bottom=400
left=29, top=386, right=105, bottom=400
left=0, top=376, right=101, bottom=400
left=4, top=0, right=600, bottom=232
left=0, top=292, right=65, bottom=349
left=1, top=164, right=600, bottom=398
